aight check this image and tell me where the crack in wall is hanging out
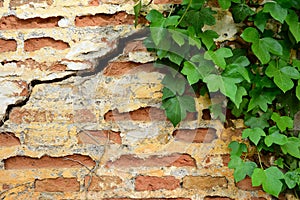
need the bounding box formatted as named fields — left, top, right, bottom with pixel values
left=0, top=28, right=150, bottom=128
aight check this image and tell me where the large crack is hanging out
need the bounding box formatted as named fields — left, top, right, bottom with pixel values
left=0, top=28, right=150, bottom=128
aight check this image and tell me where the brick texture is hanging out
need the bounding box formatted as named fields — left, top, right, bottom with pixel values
left=183, top=176, right=228, bottom=190
left=78, top=130, right=121, bottom=145
left=35, top=177, right=79, bottom=192
left=135, top=176, right=180, bottom=191
left=0, top=132, right=21, bottom=146
left=4, top=154, right=95, bottom=169
left=173, top=128, right=217, bottom=143
left=24, top=37, right=69, bottom=52
left=85, top=176, right=122, bottom=191
left=0, top=39, right=17, bottom=52
left=107, top=153, right=196, bottom=168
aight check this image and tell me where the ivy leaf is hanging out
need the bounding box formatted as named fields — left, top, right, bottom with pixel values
left=209, top=103, right=226, bottom=121
left=146, top=10, right=167, bottom=46
left=263, top=2, right=287, bottom=23
left=284, top=169, right=300, bottom=189
left=203, top=74, right=241, bottom=102
left=228, top=141, right=247, bottom=157
left=248, top=91, right=276, bottom=112
left=232, top=3, right=255, bottom=23
left=162, top=87, right=175, bottom=101
left=244, top=110, right=272, bottom=129
left=264, top=131, right=288, bottom=147
left=171, top=31, right=185, bottom=46
left=162, top=74, right=186, bottom=95
left=241, top=27, right=259, bottom=43
left=260, top=38, right=283, bottom=56
left=271, top=112, right=293, bottom=131
left=266, top=61, right=298, bottom=92
left=285, top=10, right=300, bottom=42
left=162, top=95, right=195, bottom=126
left=229, top=156, right=257, bottom=182
left=182, top=0, right=205, bottom=9
left=254, top=11, right=268, bottom=32
left=199, top=30, right=219, bottom=50
left=281, top=137, right=300, bottom=159
left=242, top=127, right=266, bottom=146
left=225, top=56, right=250, bottom=82
left=204, top=48, right=233, bottom=69
left=296, top=80, right=300, bottom=101
left=252, top=167, right=284, bottom=197
left=233, top=86, right=247, bottom=108
left=218, top=0, right=241, bottom=9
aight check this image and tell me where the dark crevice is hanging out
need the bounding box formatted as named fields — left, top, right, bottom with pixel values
left=0, top=73, right=76, bottom=127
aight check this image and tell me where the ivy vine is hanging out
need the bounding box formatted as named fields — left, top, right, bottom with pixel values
left=135, top=0, right=300, bottom=198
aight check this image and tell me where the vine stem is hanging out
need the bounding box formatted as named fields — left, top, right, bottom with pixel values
left=257, top=151, right=264, bottom=169
left=175, top=0, right=192, bottom=27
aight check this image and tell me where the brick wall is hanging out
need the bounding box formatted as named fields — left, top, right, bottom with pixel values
left=0, top=0, right=272, bottom=199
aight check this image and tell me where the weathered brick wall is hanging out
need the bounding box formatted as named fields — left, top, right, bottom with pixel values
left=0, top=0, right=272, bottom=199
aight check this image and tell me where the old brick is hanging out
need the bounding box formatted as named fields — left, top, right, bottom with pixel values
left=173, top=128, right=217, bottom=143
left=16, top=58, right=67, bottom=71
left=88, top=0, right=99, bottom=6
left=78, top=130, right=121, bottom=145
left=135, top=176, right=180, bottom=191
left=35, top=177, right=79, bottom=192
left=0, top=16, right=61, bottom=30
left=124, top=40, right=147, bottom=54
left=221, top=154, right=230, bottom=166
left=236, top=176, right=262, bottom=191
left=103, top=62, right=140, bottom=76
left=0, top=39, right=17, bottom=52
left=220, top=128, right=243, bottom=141
left=103, top=199, right=191, bottom=200
left=24, top=37, right=69, bottom=52
left=75, top=12, right=134, bottom=27
left=85, top=176, right=122, bottom=191
left=204, top=197, right=233, bottom=200
left=9, top=108, right=47, bottom=124
left=183, top=176, right=228, bottom=190
left=104, top=107, right=166, bottom=122
left=0, top=132, right=21, bottom=146
left=74, top=109, right=97, bottom=123
left=0, top=0, right=3, bottom=7
left=107, top=153, right=196, bottom=168
left=10, top=0, right=53, bottom=7
left=4, top=154, right=95, bottom=169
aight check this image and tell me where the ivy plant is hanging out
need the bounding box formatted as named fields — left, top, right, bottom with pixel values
left=135, top=0, right=300, bottom=198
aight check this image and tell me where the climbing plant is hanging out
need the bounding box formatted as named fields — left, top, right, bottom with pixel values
left=135, top=0, right=300, bottom=198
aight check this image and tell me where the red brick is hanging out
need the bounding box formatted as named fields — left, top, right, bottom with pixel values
left=0, top=39, right=17, bottom=52
left=204, top=197, right=233, bottom=200
left=0, top=0, right=3, bottom=7
left=135, top=176, right=180, bottom=191
left=24, top=37, right=69, bottom=52
left=107, top=153, right=196, bottom=168
left=0, top=132, right=21, bottom=146
left=104, top=107, right=166, bottom=122
left=221, top=154, right=230, bottom=166
left=103, top=62, right=140, bottom=76
left=236, top=176, right=262, bottom=191
left=0, top=16, right=61, bottom=30
left=35, top=177, right=79, bottom=192
left=183, top=176, right=228, bottom=190
left=75, top=12, right=135, bottom=27
left=173, top=128, right=217, bottom=143
left=74, top=109, right=97, bottom=123
left=88, top=0, right=99, bottom=6
left=4, top=154, right=95, bottom=169
left=9, top=108, right=48, bottom=124
left=77, top=130, right=121, bottom=145
left=124, top=40, right=147, bottom=54
left=10, top=0, right=53, bottom=7
left=85, top=176, right=122, bottom=191
left=103, top=199, right=191, bottom=200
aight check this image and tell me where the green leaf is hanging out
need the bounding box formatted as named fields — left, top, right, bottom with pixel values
left=264, top=131, right=288, bottom=147
left=225, top=56, right=250, bottom=82
left=234, top=161, right=257, bottom=182
left=146, top=9, right=164, bottom=23
left=263, top=2, right=287, bottom=23
left=271, top=112, right=293, bottom=131
left=260, top=38, right=283, bottom=56
left=233, top=86, right=247, bottom=108
left=254, top=11, right=268, bottom=32
left=285, top=10, right=300, bottom=42
left=162, top=87, right=175, bottom=100
left=266, top=61, right=296, bottom=92
left=248, top=91, right=276, bottom=112
left=218, top=0, right=231, bottom=9
left=252, top=167, right=284, bottom=197
left=162, top=95, right=195, bottom=126
left=162, top=74, right=186, bottom=95
left=165, top=15, right=180, bottom=27
left=284, top=169, right=300, bottom=189
left=199, top=30, right=219, bottom=50
left=251, top=41, right=270, bottom=64
left=133, top=0, right=142, bottom=27
left=242, top=127, right=266, bottom=146
left=203, top=74, right=241, bottom=102
left=232, top=3, right=255, bottom=23
left=171, top=31, right=185, bottom=46
left=209, top=103, right=226, bottom=121
left=241, top=27, right=259, bottom=43
left=296, top=81, right=300, bottom=101
left=204, top=48, right=233, bottom=69
left=281, top=137, right=300, bottom=159
left=244, top=110, right=272, bottom=129
left=228, top=141, right=247, bottom=157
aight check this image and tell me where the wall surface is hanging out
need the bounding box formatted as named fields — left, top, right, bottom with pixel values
left=0, top=0, right=273, bottom=199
